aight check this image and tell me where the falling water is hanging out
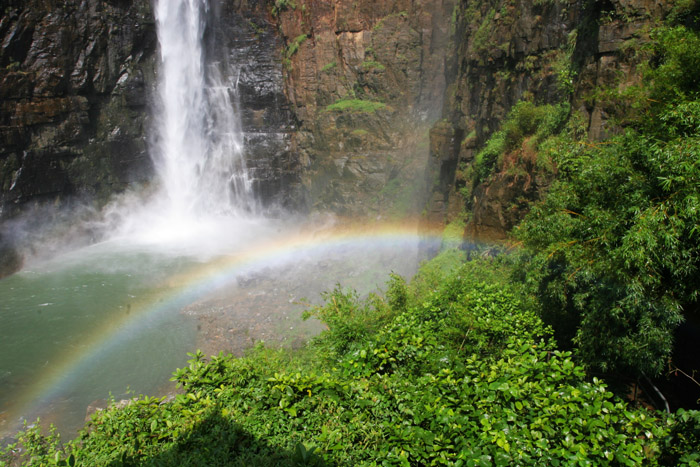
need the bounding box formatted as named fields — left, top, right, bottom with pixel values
left=152, top=0, right=255, bottom=222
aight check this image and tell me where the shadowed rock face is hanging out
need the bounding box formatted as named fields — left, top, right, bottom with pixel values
left=209, top=0, right=301, bottom=210
left=0, top=0, right=300, bottom=276
left=0, top=0, right=158, bottom=220
left=0, top=0, right=302, bottom=220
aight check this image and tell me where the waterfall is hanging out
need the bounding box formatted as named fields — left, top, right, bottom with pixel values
left=152, top=0, right=255, bottom=222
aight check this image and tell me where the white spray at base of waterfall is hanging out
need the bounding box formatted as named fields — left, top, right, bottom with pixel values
left=103, top=0, right=261, bottom=252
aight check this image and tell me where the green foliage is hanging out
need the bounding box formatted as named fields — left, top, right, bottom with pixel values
left=645, top=26, right=700, bottom=103
left=0, top=422, right=68, bottom=466
left=325, top=99, right=386, bottom=113
left=472, top=101, right=569, bottom=185
left=320, top=61, right=336, bottom=73
left=440, top=215, right=467, bottom=250
left=271, top=0, right=296, bottom=17
left=553, top=30, right=578, bottom=95
left=471, top=8, right=496, bottom=53
left=302, top=285, right=393, bottom=356
left=666, top=0, right=700, bottom=27
left=361, top=60, right=386, bottom=72
left=515, top=25, right=700, bottom=377
left=283, top=34, right=308, bottom=68
left=4, top=256, right=692, bottom=466
left=660, top=409, right=700, bottom=465
left=385, top=272, right=408, bottom=313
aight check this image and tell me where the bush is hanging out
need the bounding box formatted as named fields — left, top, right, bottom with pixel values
left=472, top=101, right=569, bottom=185
left=515, top=25, right=700, bottom=377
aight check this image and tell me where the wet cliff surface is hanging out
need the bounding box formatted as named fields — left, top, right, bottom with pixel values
left=0, top=0, right=157, bottom=221
left=274, top=0, right=455, bottom=216
left=0, top=0, right=299, bottom=276
left=0, top=0, right=301, bottom=219
left=210, top=0, right=301, bottom=209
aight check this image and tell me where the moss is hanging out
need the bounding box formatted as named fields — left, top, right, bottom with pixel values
left=441, top=213, right=467, bottom=250
left=320, top=61, right=337, bottom=73
left=282, top=34, right=308, bottom=69
left=361, top=60, right=385, bottom=72
left=271, top=0, right=296, bottom=17
left=286, top=34, right=308, bottom=58
left=325, top=99, right=386, bottom=113
left=247, top=20, right=265, bottom=38
left=373, top=11, right=409, bottom=31
left=471, top=8, right=496, bottom=53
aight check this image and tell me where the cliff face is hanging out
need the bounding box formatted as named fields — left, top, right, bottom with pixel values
left=274, top=0, right=455, bottom=216
left=0, top=0, right=674, bottom=239
left=0, top=0, right=300, bottom=276
left=0, top=0, right=302, bottom=219
left=207, top=0, right=300, bottom=209
left=0, top=0, right=157, bottom=221
left=429, top=0, right=671, bottom=240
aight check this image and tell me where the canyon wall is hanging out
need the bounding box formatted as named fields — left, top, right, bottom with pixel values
left=274, top=0, right=455, bottom=216
left=0, top=0, right=157, bottom=221
left=429, top=0, right=672, bottom=239
left=0, top=0, right=299, bottom=221
left=0, top=0, right=676, bottom=246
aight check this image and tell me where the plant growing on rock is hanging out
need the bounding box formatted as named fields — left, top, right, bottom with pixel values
left=324, top=99, right=386, bottom=113
left=515, top=25, right=700, bottom=379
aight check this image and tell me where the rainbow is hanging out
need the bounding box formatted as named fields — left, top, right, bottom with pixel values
left=1, top=219, right=452, bottom=438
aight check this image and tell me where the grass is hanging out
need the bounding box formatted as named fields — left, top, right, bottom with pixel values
left=325, top=99, right=386, bottom=113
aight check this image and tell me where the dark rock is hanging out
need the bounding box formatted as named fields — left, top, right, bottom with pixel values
left=0, top=0, right=158, bottom=221
left=211, top=1, right=301, bottom=210
left=0, top=231, right=22, bottom=279
left=430, top=0, right=671, bottom=236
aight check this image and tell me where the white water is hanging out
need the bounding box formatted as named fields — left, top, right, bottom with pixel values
left=0, top=0, right=432, bottom=441
left=154, top=0, right=254, bottom=216
left=105, top=0, right=252, bottom=248
left=99, top=0, right=262, bottom=254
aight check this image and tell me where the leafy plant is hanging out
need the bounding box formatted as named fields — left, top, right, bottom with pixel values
left=471, top=101, right=569, bottom=186
left=2, top=257, right=696, bottom=465
left=515, top=25, right=700, bottom=378
left=320, top=61, right=336, bottom=73
left=272, top=0, right=296, bottom=17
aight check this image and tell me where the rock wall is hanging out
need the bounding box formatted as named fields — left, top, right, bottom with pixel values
left=0, top=0, right=157, bottom=221
left=0, top=0, right=676, bottom=252
left=429, top=0, right=672, bottom=240
left=210, top=0, right=301, bottom=210
left=0, top=0, right=300, bottom=276
left=274, top=0, right=455, bottom=216
left=0, top=0, right=302, bottom=219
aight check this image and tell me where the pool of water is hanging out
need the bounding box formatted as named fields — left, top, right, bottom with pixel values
left=0, top=219, right=433, bottom=441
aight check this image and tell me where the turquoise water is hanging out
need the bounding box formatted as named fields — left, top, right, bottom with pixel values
left=0, top=222, right=430, bottom=441
left=0, top=244, right=200, bottom=440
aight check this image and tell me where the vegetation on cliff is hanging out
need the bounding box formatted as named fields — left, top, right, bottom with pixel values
left=509, top=24, right=700, bottom=380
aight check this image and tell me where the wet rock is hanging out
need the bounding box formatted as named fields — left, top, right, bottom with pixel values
left=0, top=0, right=157, bottom=220
left=209, top=1, right=301, bottom=210
left=0, top=232, right=22, bottom=279
left=275, top=0, right=454, bottom=216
